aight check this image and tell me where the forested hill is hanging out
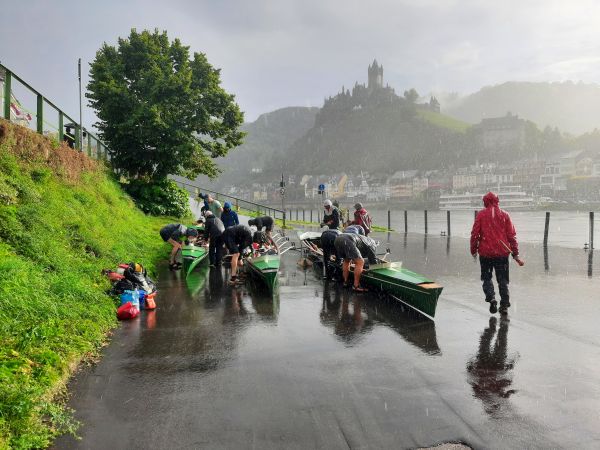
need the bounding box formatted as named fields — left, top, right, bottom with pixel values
left=265, top=99, right=476, bottom=176
left=444, top=81, right=600, bottom=135
left=208, top=106, right=318, bottom=187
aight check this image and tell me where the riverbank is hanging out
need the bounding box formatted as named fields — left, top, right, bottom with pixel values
left=0, top=121, right=173, bottom=448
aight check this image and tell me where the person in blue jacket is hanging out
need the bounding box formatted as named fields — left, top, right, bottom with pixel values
left=221, top=202, right=239, bottom=228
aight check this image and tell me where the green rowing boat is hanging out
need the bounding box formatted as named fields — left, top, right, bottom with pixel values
left=354, top=262, right=443, bottom=318
left=246, top=254, right=280, bottom=294
left=181, top=244, right=209, bottom=276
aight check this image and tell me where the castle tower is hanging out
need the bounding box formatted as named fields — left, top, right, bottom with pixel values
left=368, top=59, right=383, bottom=91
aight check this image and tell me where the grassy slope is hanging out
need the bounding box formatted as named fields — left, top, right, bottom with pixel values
left=0, top=121, right=170, bottom=449
left=416, top=108, right=470, bottom=133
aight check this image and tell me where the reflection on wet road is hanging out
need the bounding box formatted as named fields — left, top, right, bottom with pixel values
left=56, top=232, right=600, bottom=449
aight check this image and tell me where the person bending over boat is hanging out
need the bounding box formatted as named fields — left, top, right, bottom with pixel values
left=321, top=229, right=341, bottom=279
left=344, top=224, right=365, bottom=235
left=321, top=199, right=340, bottom=230
left=471, top=192, right=525, bottom=315
left=221, top=202, right=239, bottom=228
left=203, top=211, right=226, bottom=267
left=334, top=232, right=378, bottom=292
left=248, top=216, right=278, bottom=250
left=252, top=231, right=278, bottom=255
left=159, top=224, right=199, bottom=270
left=222, top=224, right=254, bottom=285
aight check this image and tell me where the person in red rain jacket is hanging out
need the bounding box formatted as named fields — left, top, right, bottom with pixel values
left=470, top=192, right=525, bottom=315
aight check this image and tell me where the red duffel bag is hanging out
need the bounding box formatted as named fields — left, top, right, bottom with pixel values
left=117, top=301, right=140, bottom=320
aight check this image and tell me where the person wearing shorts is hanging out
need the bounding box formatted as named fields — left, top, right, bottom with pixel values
left=248, top=216, right=278, bottom=249
left=334, top=233, right=378, bottom=292
left=159, top=223, right=198, bottom=270
left=222, top=225, right=253, bottom=285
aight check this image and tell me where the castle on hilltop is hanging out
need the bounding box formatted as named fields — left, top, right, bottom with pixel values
left=368, top=59, right=384, bottom=91
left=315, top=60, right=440, bottom=126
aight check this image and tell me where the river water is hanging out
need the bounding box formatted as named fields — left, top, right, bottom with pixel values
left=281, top=208, right=598, bottom=249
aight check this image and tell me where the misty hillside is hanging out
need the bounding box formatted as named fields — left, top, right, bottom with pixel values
left=444, top=81, right=600, bottom=134
left=209, top=106, right=319, bottom=186
left=266, top=103, right=476, bottom=175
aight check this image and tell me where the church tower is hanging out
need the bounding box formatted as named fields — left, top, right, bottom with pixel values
left=368, top=59, right=383, bottom=91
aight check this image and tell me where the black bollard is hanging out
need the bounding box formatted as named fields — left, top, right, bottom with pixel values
left=424, top=210, right=428, bottom=234
left=447, top=210, right=451, bottom=236
left=543, top=212, right=550, bottom=247
left=590, top=211, right=595, bottom=250
left=404, top=210, right=408, bottom=233
left=387, top=210, right=391, bottom=231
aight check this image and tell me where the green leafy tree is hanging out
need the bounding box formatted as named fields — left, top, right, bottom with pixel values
left=87, top=29, right=245, bottom=181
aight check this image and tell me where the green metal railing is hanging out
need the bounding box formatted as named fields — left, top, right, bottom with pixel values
left=0, top=62, right=108, bottom=160
left=171, top=177, right=287, bottom=227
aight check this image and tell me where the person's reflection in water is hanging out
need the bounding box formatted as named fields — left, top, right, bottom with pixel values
left=320, top=281, right=342, bottom=326
left=466, top=317, right=518, bottom=418
left=224, top=287, right=248, bottom=320
left=333, top=289, right=372, bottom=345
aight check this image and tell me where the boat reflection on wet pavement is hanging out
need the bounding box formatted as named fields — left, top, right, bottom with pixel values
left=55, top=232, right=600, bottom=449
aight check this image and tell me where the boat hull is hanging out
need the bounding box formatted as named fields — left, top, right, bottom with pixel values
left=357, top=263, right=442, bottom=318
left=181, top=245, right=209, bottom=276
left=246, top=254, right=280, bottom=294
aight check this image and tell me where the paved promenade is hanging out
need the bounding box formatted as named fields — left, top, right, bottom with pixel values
left=54, top=231, right=600, bottom=449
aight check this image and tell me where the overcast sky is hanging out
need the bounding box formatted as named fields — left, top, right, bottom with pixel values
left=2, top=0, right=600, bottom=126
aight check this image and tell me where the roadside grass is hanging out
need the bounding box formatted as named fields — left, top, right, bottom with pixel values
left=0, top=121, right=172, bottom=448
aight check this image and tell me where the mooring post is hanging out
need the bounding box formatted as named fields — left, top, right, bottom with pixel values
left=404, top=210, right=408, bottom=233
left=543, top=212, right=550, bottom=247
left=424, top=210, right=428, bottom=234
left=447, top=210, right=451, bottom=236
left=387, top=210, right=391, bottom=231
left=590, top=211, right=595, bottom=250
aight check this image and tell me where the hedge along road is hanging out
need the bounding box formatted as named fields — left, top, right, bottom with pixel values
left=54, top=231, right=600, bottom=449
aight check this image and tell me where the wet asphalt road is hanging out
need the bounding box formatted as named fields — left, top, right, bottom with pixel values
left=54, top=230, right=600, bottom=449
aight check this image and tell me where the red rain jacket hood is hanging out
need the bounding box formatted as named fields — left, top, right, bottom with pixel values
left=470, top=192, right=519, bottom=258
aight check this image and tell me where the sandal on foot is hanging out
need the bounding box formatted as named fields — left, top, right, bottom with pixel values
left=352, top=285, right=368, bottom=292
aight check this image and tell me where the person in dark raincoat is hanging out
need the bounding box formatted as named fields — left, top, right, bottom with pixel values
left=471, top=192, right=525, bottom=315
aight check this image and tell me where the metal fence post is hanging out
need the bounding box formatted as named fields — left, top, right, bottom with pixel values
left=387, top=210, right=391, bottom=231
left=36, top=94, right=43, bottom=134
left=404, top=210, right=408, bottom=233
left=303, top=209, right=305, bottom=221
left=447, top=210, right=451, bottom=236
left=424, top=210, right=428, bottom=234
left=3, top=70, right=11, bottom=120
left=75, top=125, right=80, bottom=151
left=283, top=211, right=286, bottom=228
left=310, top=210, right=313, bottom=223
left=58, top=112, right=64, bottom=143
left=543, top=212, right=550, bottom=247
left=87, top=133, right=91, bottom=157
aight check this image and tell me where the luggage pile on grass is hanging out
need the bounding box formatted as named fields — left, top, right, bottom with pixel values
left=102, top=263, right=157, bottom=320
